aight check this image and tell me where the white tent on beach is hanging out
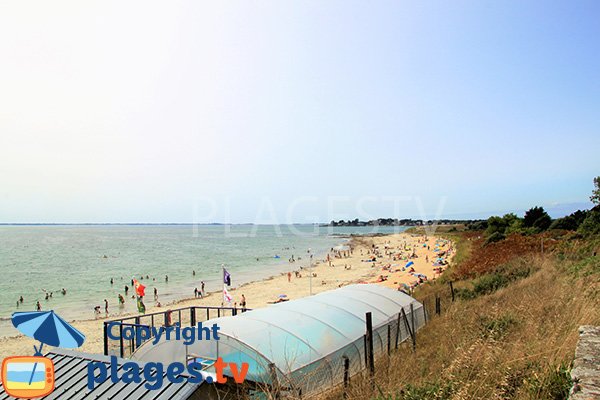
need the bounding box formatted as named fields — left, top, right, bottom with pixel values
left=132, top=284, right=425, bottom=397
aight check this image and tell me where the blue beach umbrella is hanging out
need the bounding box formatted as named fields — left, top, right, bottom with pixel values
left=12, top=310, right=85, bottom=385
left=12, top=311, right=85, bottom=354
left=405, top=261, right=414, bottom=268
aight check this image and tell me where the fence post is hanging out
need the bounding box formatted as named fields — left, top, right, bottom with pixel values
left=119, top=323, right=124, bottom=358
left=395, top=312, right=401, bottom=349
left=365, top=312, right=375, bottom=377
left=449, top=281, right=455, bottom=302
left=343, top=356, right=350, bottom=399
left=401, top=309, right=416, bottom=352
left=134, top=317, right=141, bottom=349
left=423, top=300, right=428, bottom=322
left=435, top=295, right=441, bottom=315
left=410, top=304, right=415, bottom=335
left=190, top=307, right=196, bottom=327
left=363, top=334, right=368, bottom=367
left=387, top=324, right=391, bottom=355
left=103, top=322, right=109, bottom=355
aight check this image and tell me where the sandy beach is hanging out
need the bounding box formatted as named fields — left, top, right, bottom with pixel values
left=0, top=231, right=453, bottom=360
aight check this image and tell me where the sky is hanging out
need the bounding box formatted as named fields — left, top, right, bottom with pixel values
left=0, top=1, right=598, bottom=223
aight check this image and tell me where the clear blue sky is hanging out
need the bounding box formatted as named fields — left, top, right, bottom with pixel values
left=0, top=1, right=598, bottom=223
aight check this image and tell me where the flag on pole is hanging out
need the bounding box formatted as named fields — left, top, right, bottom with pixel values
left=133, top=278, right=146, bottom=297
left=223, top=268, right=231, bottom=286
left=223, top=285, right=233, bottom=304
left=137, top=297, right=146, bottom=314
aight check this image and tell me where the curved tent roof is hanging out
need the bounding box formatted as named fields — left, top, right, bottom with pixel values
left=133, top=284, right=424, bottom=393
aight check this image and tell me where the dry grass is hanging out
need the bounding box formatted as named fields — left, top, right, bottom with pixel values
left=322, top=237, right=600, bottom=400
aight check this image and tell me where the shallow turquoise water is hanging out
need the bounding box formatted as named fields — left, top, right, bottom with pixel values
left=0, top=224, right=407, bottom=336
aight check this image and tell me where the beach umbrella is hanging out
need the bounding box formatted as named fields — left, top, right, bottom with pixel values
left=405, top=261, right=414, bottom=268
left=12, top=310, right=85, bottom=355
left=11, top=310, right=85, bottom=385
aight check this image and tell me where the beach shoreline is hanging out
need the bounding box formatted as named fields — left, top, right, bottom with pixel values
left=0, top=231, right=453, bottom=360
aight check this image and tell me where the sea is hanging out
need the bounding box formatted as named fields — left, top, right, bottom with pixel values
left=0, top=224, right=408, bottom=337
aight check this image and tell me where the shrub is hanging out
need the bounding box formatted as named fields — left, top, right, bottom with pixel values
left=485, top=231, right=505, bottom=244
left=533, top=214, right=552, bottom=231
left=550, top=210, right=589, bottom=231
left=525, top=362, right=572, bottom=400
left=523, top=206, right=552, bottom=231
left=578, top=207, right=600, bottom=236
left=473, top=273, right=510, bottom=295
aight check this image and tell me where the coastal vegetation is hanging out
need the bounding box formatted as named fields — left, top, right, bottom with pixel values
left=323, top=177, right=600, bottom=400
left=326, top=218, right=485, bottom=227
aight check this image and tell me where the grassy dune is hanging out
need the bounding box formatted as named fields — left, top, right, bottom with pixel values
left=326, top=231, right=600, bottom=400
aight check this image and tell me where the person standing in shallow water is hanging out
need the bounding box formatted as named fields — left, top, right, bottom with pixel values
left=36, top=301, right=41, bottom=311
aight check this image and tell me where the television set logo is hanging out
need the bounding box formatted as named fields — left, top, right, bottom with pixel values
left=2, top=310, right=86, bottom=398
left=1, top=356, right=55, bottom=399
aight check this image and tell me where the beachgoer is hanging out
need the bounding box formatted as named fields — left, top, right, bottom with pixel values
left=192, top=270, right=196, bottom=276
left=118, top=294, right=125, bottom=305
left=36, top=301, right=41, bottom=311
left=61, top=288, right=66, bottom=295
left=165, top=275, right=168, bottom=282
left=154, top=287, right=158, bottom=300
left=201, top=281, right=205, bottom=295
left=104, top=299, right=109, bottom=314
left=194, top=288, right=198, bottom=298
left=45, top=293, right=49, bottom=301
left=124, top=285, right=129, bottom=295
left=16, top=301, right=19, bottom=308
left=19, top=296, right=24, bottom=303
left=287, top=272, right=291, bottom=282
left=240, top=294, right=247, bottom=310
left=110, top=278, right=114, bottom=285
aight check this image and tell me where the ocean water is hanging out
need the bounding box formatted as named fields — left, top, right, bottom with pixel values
left=0, top=224, right=407, bottom=337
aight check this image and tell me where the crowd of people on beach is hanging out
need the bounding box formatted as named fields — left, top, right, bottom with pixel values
left=17, top=240, right=445, bottom=322
left=361, top=236, right=454, bottom=293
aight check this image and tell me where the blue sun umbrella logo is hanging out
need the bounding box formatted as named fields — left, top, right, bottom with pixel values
left=2, top=311, right=85, bottom=397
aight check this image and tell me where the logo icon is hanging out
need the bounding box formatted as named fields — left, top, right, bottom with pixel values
left=2, top=356, right=54, bottom=398
left=2, top=310, right=85, bottom=398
